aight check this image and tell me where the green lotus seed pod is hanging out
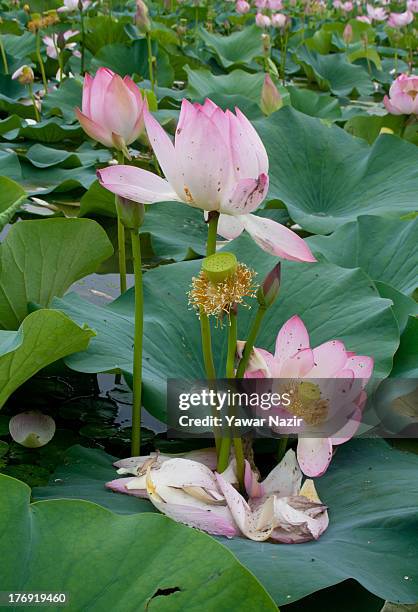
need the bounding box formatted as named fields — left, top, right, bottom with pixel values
left=299, top=381, right=321, bottom=404
left=202, top=252, right=238, bottom=283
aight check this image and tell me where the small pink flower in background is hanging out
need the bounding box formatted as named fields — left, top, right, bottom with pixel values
left=256, top=12, right=272, bottom=27
left=107, top=449, right=329, bottom=542
left=236, top=0, right=250, bottom=13
left=333, top=0, right=342, bottom=8
left=341, top=1, right=353, bottom=11
left=255, top=0, right=268, bottom=8
left=243, top=315, right=373, bottom=477
left=384, top=73, right=418, bottom=115
left=12, top=65, right=34, bottom=85
left=407, top=0, right=418, bottom=12
left=268, top=0, right=283, bottom=9
left=58, top=0, right=90, bottom=11
left=43, top=30, right=79, bottom=59
left=271, top=12, right=288, bottom=27
left=260, top=74, right=283, bottom=115
left=75, top=67, right=146, bottom=153
left=98, top=98, right=316, bottom=262
left=366, top=4, right=387, bottom=20
left=388, top=9, right=414, bottom=26
left=343, top=23, right=353, bottom=43
left=356, top=14, right=372, bottom=22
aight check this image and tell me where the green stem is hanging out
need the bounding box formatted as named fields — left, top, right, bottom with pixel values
left=80, top=9, right=86, bottom=75
left=200, top=311, right=217, bottom=380
left=206, top=211, right=219, bottom=256
left=146, top=31, right=155, bottom=92
left=36, top=31, right=48, bottom=95
left=58, top=50, right=64, bottom=82
left=0, top=36, right=9, bottom=74
left=226, top=309, right=237, bottom=379
left=28, top=84, right=40, bottom=122
left=130, top=229, right=143, bottom=456
left=235, top=306, right=267, bottom=378
left=217, top=309, right=237, bottom=474
left=116, top=150, right=127, bottom=294
left=199, top=212, right=220, bottom=450
left=117, top=217, right=127, bottom=294
left=233, top=436, right=245, bottom=488
left=277, top=436, right=288, bottom=462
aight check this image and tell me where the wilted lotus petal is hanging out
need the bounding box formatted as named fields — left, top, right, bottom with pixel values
left=217, top=452, right=328, bottom=542
left=145, top=459, right=239, bottom=537
left=113, top=447, right=217, bottom=474
left=9, top=411, right=55, bottom=448
left=245, top=449, right=302, bottom=498
left=106, top=477, right=148, bottom=498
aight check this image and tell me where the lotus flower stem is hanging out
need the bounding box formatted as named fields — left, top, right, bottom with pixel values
left=235, top=305, right=267, bottom=378
left=80, top=7, right=86, bottom=75
left=206, top=211, right=219, bottom=255
left=130, top=228, right=143, bottom=455
left=28, top=84, right=40, bottom=122
left=146, top=32, right=155, bottom=92
left=0, top=36, right=8, bottom=74
left=199, top=212, right=221, bottom=450
left=226, top=308, right=237, bottom=379
left=35, top=30, right=48, bottom=95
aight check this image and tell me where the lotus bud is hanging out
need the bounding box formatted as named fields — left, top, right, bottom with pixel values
left=11, top=65, right=35, bottom=85
left=9, top=411, right=56, bottom=448
left=116, top=196, right=145, bottom=231
left=135, top=0, right=151, bottom=33
left=257, top=262, right=280, bottom=308
left=343, top=23, right=353, bottom=44
left=260, top=74, right=283, bottom=116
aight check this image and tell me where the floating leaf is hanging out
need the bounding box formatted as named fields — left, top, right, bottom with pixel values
left=308, top=216, right=418, bottom=296
left=34, top=440, right=418, bottom=607
left=2, top=473, right=277, bottom=610
left=255, top=108, right=418, bottom=233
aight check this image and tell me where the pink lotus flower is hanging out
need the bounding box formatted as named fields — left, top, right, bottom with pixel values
left=43, top=30, right=80, bottom=59
left=271, top=12, right=288, bottom=27
left=366, top=4, right=387, bottom=20
left=384, top=73, right=418, bottom=115
left=356, top=14, right=372, bottom=22
left=256, top=12, right=272, bottom=27
left=236, top=0, right=250, bottom=13
left=107, top=449, right=328, bottom=542
left=268, top=0, right=283, bottom=9
left=341, top=1, right=353, bottom=11
left=407, top=0, right=418, bottom=13
left=97, top=98, right=316, bottom=262
left=75, top=68, right=146, bottom=154
left=388, top=9, right=414, bottom=27
left=243, top=315, right=373, bottom=477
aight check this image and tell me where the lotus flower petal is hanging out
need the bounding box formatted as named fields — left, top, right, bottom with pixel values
left=9, top=411, right=55, bottom=448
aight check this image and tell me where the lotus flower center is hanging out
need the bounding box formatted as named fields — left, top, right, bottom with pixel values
left=188, top=262, right=257, bottom=321
left=285, top=381, right=329, bottom=426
